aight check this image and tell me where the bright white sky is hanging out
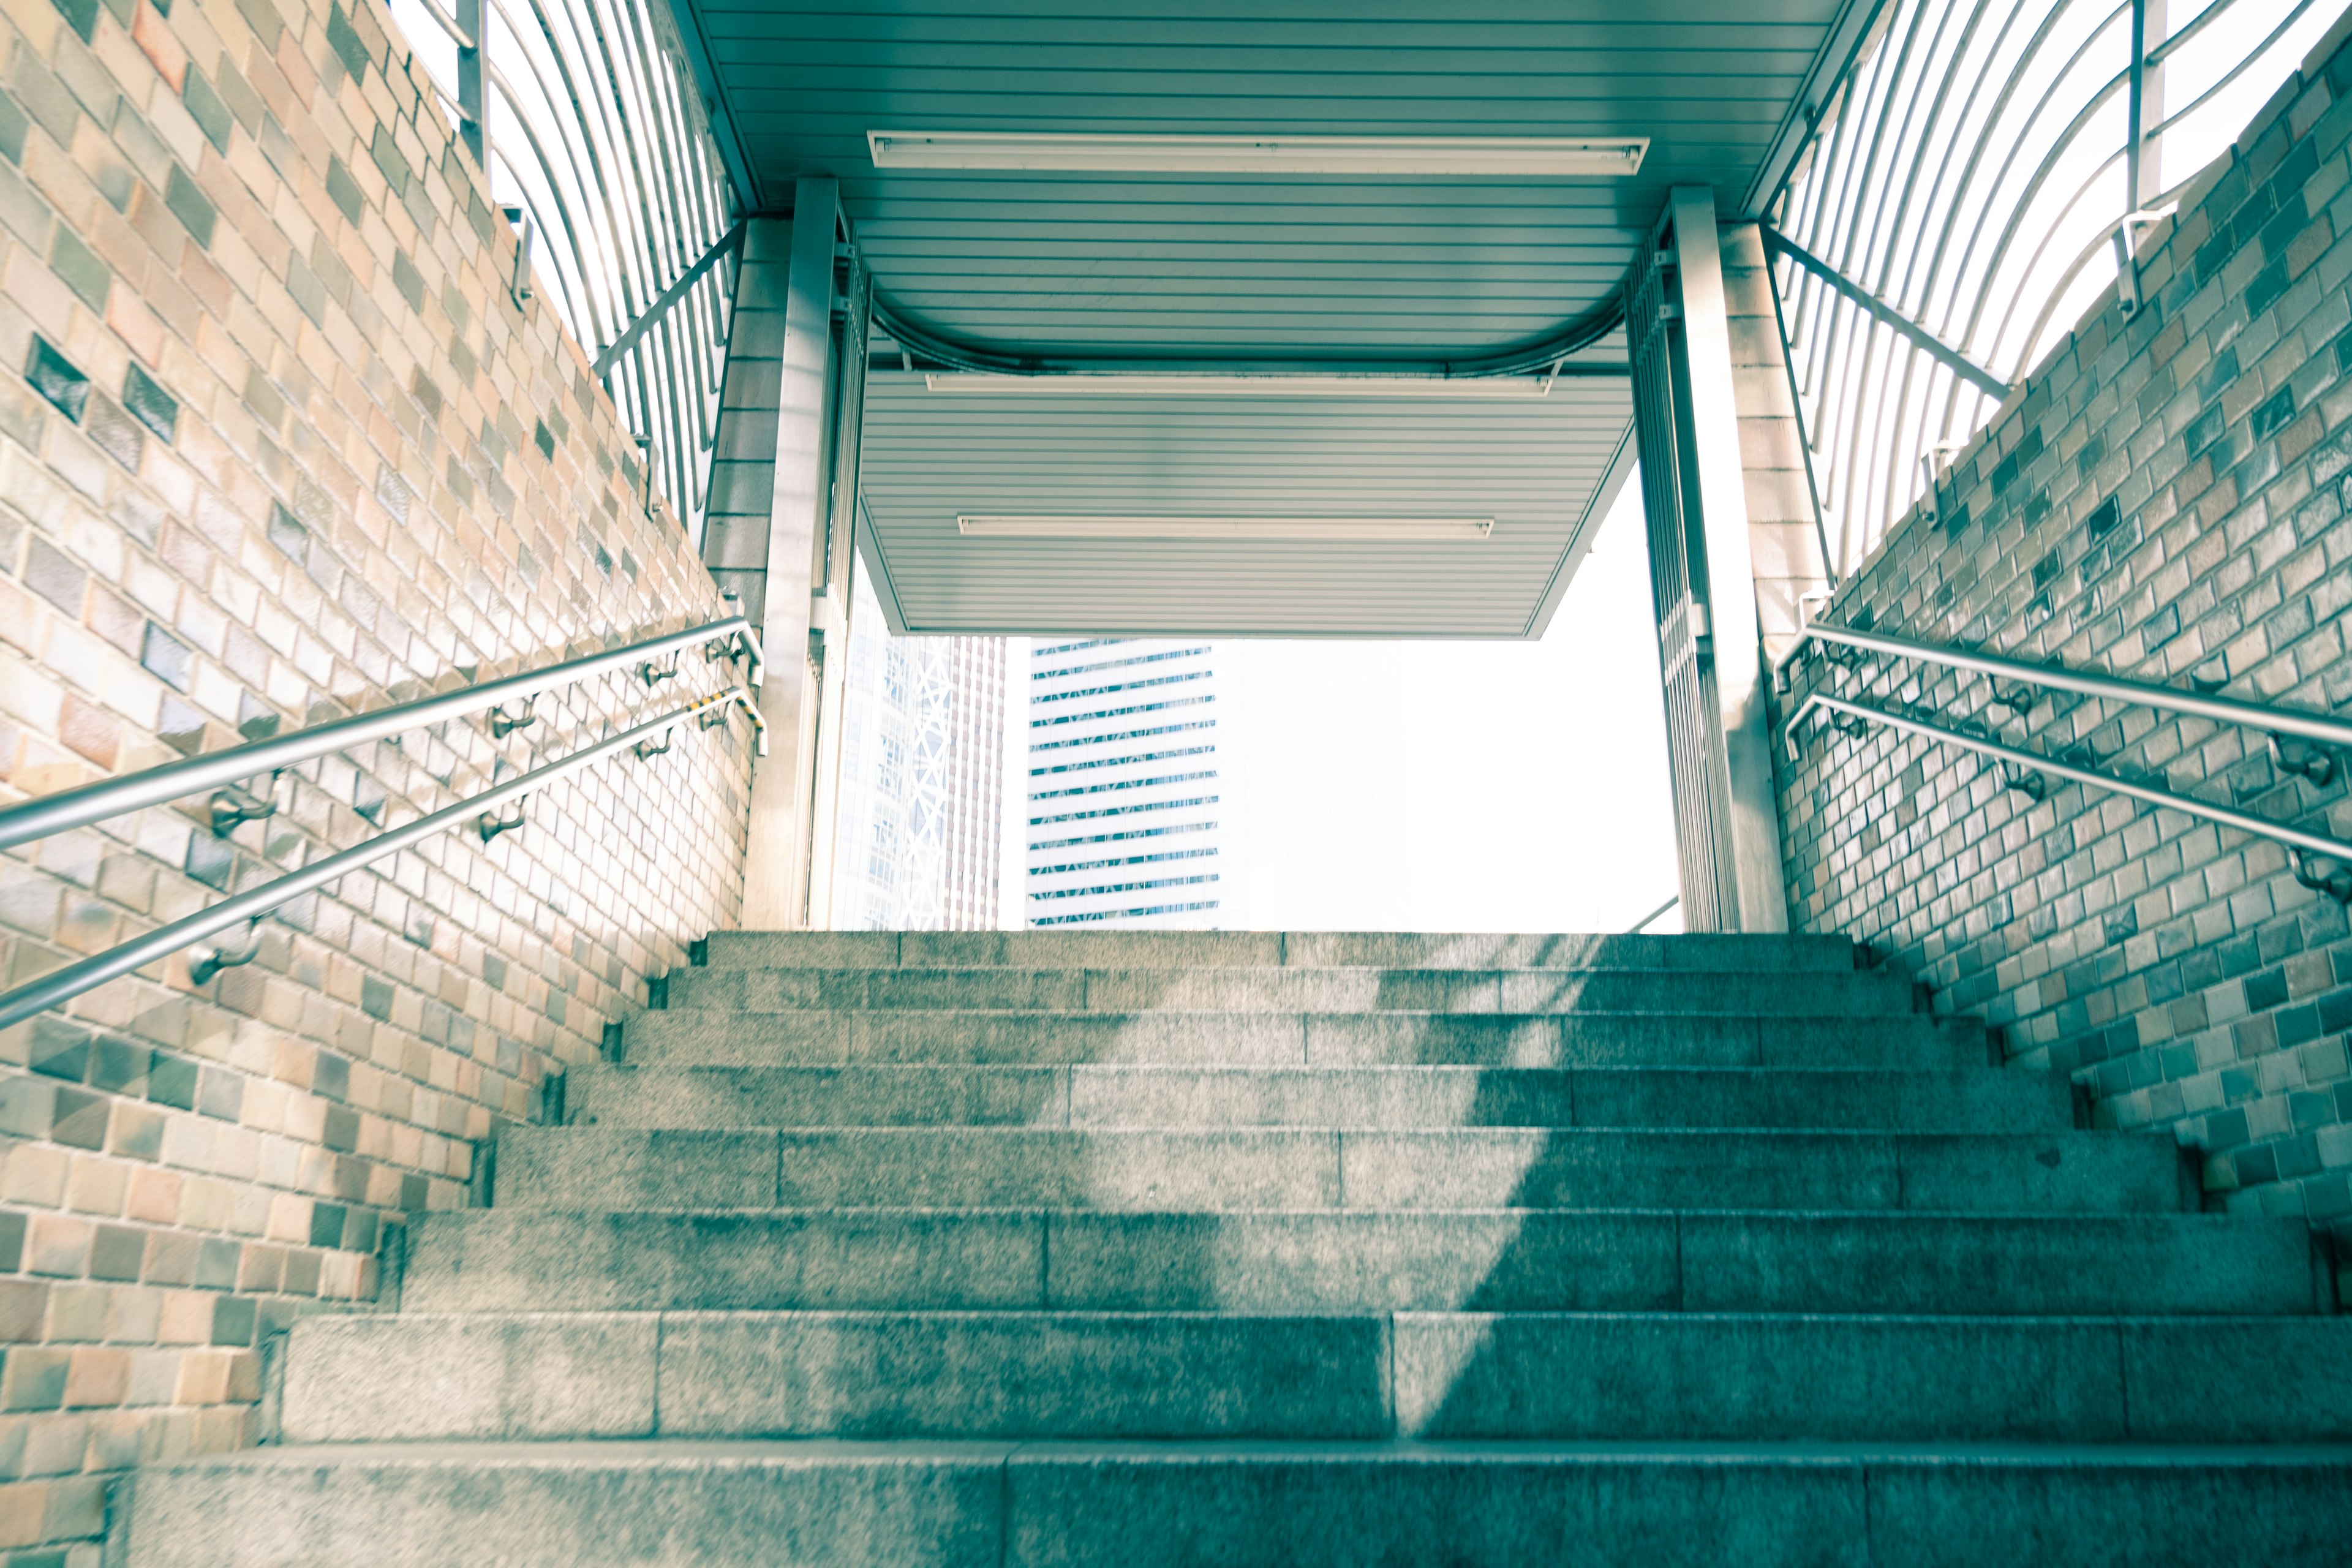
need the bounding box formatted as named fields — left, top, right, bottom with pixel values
left=996, top=474, right=1684, bottom=934
left=1213, top=475, right=1681, bottom=932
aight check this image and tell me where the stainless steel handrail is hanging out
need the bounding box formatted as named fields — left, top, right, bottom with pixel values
left=0, top=616, right=761, bottom=852
left=0, top=686, right=755, bottom=1031
left=1779, top=622, right=2352, bottom=756
left=1793, top=692, right=2352, bottom=897
left=1627, top=895, right=1681, bottom=933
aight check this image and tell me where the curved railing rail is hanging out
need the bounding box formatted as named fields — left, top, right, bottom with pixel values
left=0, top=686, right=758, bottom=1031
left=1781, top=622, right=2352, bottom=899
left=386, top=0, right=737, bottom=538
left=1765, top=0, right=2342, bottom=574
left=0, top=616, right=760, bottom=852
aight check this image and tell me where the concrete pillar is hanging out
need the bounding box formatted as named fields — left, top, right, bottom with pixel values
left=703, top=181, right=840, bottom=929
left=802, top=249, right=872, bottom=928
left=1629, top=187, right=1798, bottom=933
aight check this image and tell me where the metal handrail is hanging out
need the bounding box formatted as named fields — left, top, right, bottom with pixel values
left=1627, top=895, right=1681, bottom=933
left=1778, top=622, right=2352, bottom=755
left=1792, top=691, right=2352, bottom=899
left=0, top=686, right=755, bottom=1031
left=0, top=615, right=761, bottom=853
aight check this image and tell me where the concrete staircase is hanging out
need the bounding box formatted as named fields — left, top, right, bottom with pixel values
left=118, top=932, right=2352, bottom=1565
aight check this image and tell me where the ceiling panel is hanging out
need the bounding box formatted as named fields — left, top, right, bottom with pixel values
left=673, top=0, right=1852, bottom=358
left=858, top=374, right=1635, bottom=637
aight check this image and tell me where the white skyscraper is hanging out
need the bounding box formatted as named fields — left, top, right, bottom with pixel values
left=1023, top=639, right=1223, bottom=928
left=940, top=638, right=1006, bottom=930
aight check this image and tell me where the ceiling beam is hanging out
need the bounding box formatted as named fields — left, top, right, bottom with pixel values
left=865, top=290, right=1629, bottom=383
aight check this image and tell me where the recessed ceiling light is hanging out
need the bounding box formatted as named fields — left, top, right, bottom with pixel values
left=956, top=515, right=1494, bottom=541
left=869, top=132, right=1649, bottom=177
left=923, top=373, right=1555, bottom=398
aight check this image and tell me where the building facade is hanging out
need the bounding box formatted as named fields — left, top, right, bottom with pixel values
left=829, top=568, right=1006, bottom=930
left=1024, top=639, right=1224, bottom=928
left=940, top=636, right=1007, bottom=930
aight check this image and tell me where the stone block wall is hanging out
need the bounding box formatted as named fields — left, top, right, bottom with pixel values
left=0, top=0, right=747, bottom=1555
left=1780, top=17, right=2352, bottom=1289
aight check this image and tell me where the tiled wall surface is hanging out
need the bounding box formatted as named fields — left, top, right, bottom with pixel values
left=1781, top=20, right=2352, bottom=1284
left=0, top=0, right=747, bottom=1555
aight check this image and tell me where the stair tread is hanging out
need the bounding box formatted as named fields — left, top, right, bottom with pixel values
left=428, top=1201, right=2253, bottom=1218
left=126, top=1438, right=2352, bottom=1567
left=153, top=1435, right=2352, bottom=1465
left=309, top=1307, right=2352, bottom=1321
left=704, top=931, right=1865, bottom=971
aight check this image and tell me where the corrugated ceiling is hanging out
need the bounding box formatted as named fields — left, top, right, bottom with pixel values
left=858, top=374, right=1634, bottom=637
left=677, top=0, right=1848, bottom=356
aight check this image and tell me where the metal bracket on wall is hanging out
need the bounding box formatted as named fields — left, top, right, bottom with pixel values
left=208, top=776, right=282, bottom=837
left=1988, top=684, right=2038, bottom=720
left=1999, top=762, right=2048, bottom=801
left=190, top=916, right=265, bottom=986
left=477, top=801, right=527, bottom=842
left=502, top=206, right=534, bottom=307
left=2270, top=733, right=2337, bottom=787
left=2293, top=850, right=2352, bottom=902
left=1917, top=441, right=1969, bottom=520
left=634, top=435, right=658, bottom=517
left=2111, top=208, right=2177, bottom=317
left=489, top=698, right=537, bottom=739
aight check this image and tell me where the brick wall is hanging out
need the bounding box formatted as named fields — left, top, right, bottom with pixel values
left=1780, top=17, right=2352, bottom=1292
left=0, top=0, right=747, bottom=1555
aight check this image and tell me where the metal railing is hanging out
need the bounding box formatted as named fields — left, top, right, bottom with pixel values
left=1627, top=895, right=1683, bottom=934
left=0, top=617, right=767, bottom=1030
left=1764, top=0, right=2340, bottom=575
left=385, top=0, right=738, bottom=540
left=0, top=616, right=761, bottom=851
left=1780, top=622, right=2352, bottom=899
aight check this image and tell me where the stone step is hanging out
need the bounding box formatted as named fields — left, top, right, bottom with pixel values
left=276, top=1310, right=2352, bottom=1447
left=281, top=1311, right=1389, bottom=1443
left=660, top=966, right=1918, bottom=1018
left=404, top=1208, right=2316, bottom=1317
left=496, top=1126, right=2178, bottom=1215
left=702, top=930, right=1864, bottom=973
left=624, top=1009, right=1986, bottom=1069
left=1401, top=1311, right=2352, bottom=1444
left=568, top=1064, right=2069, bottom=1133
left=121, top=1438, right=2352, bottom=1567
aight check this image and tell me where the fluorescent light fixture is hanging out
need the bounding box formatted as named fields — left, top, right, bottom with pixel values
left=869, top=131, right=1648, bottom=177
left=923, top=373, right=1553, bottom=399
left=957, top=515, right=1493, bottom=542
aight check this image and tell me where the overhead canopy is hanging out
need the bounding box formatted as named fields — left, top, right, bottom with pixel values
left=667, top=0, right=1861, bottom=633
left=858, top=375, right=1634, bottom=638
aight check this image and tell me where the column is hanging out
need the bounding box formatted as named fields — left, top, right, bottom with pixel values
left=1628, top=186, right=1796, bottom=933
left=703, top=179, right=840, bottom=928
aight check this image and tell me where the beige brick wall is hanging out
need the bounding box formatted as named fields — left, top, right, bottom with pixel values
left=1781, top=21, right=2352, bottom=1288
left=0, top=0, right=747, bottom=1553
